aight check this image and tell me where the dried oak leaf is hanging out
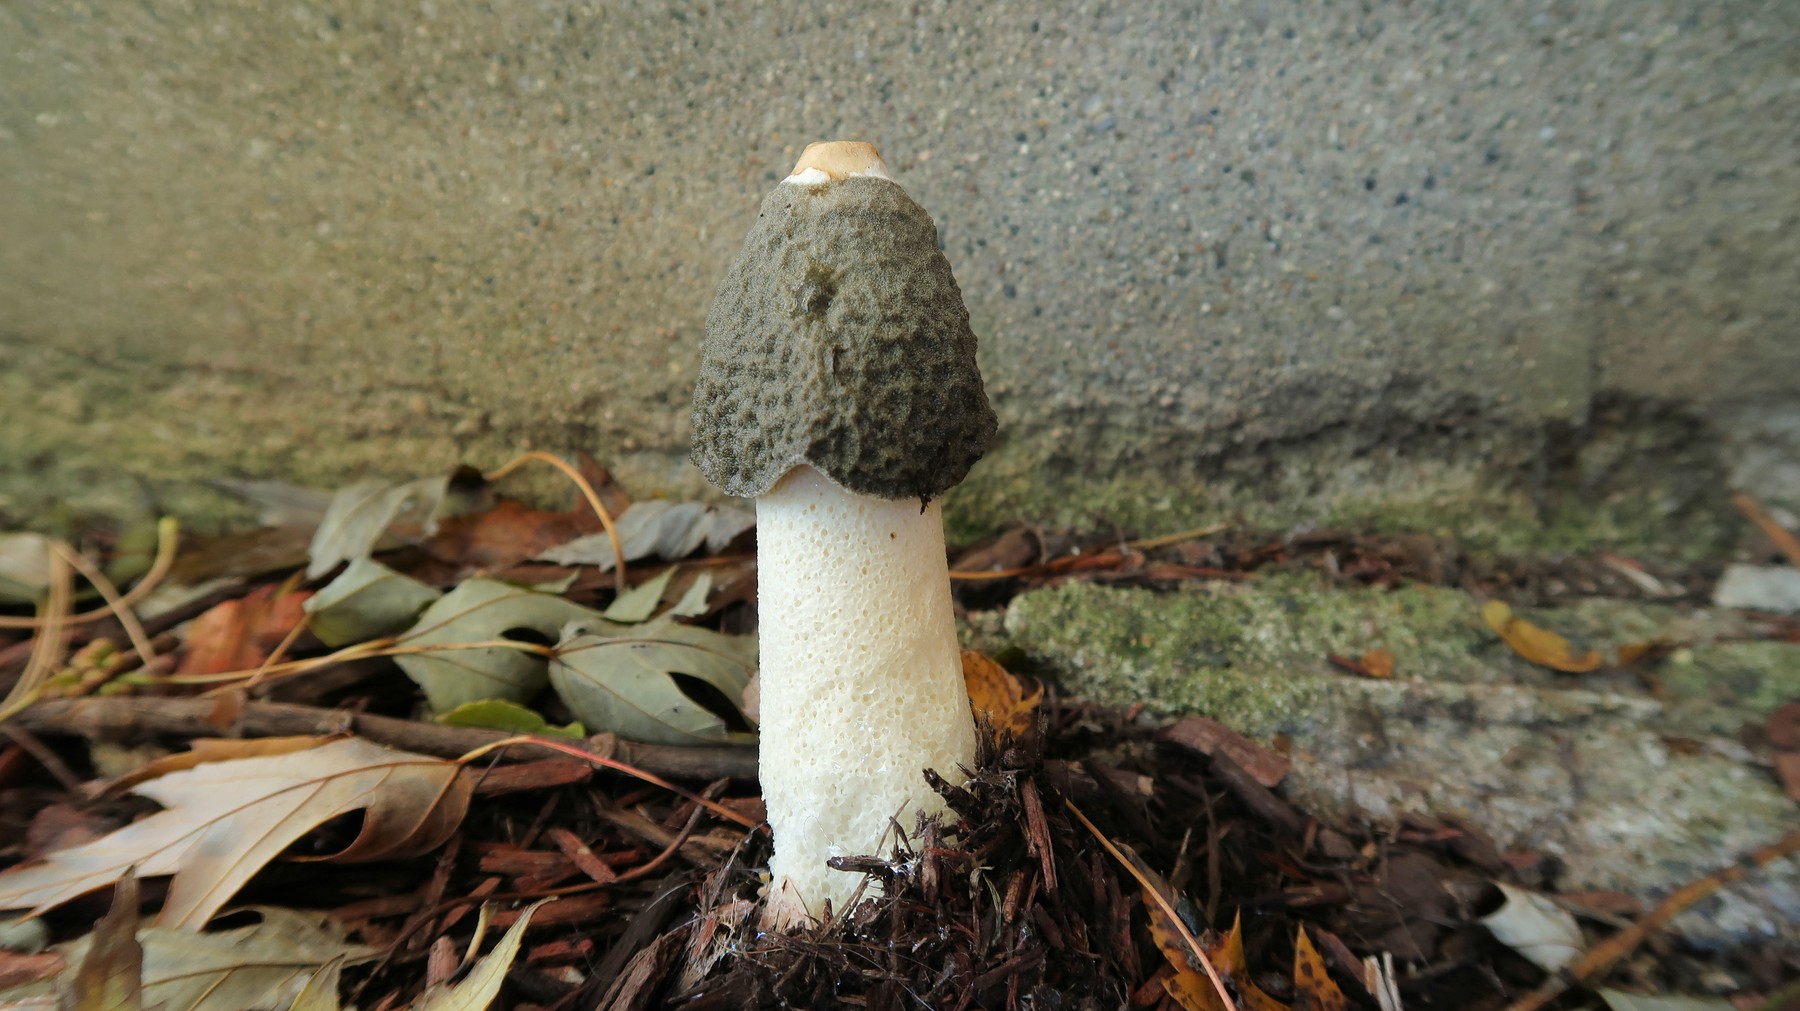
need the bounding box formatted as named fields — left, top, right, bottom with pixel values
left=962, top=650, right=1043, bottom=741
left=1482, top=600, right=1603, bottom=673
left=0, top=737, right=470, bottom=929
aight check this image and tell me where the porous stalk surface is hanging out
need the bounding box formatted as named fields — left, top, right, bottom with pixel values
left=753, top=465, right=976, bottom=923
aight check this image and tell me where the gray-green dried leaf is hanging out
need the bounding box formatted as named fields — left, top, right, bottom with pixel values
left=279, top=955, right=343, bottom=1011
left=306, top=476, right=450, bottom=579
left=668, top=573, right=713, bottom=618
left=1597, top=992, right=1738, bottom=1011
left=0, top=915, right=51, bottom=953
left=0, top=532, right=52, bottom=604
left=1479, top=883, right=1582, bottom=974
left=56, top=908, right=373, bottom=1011
left=406, top=902, right=545, bottom=1010
left=394, top=579, right=596, bottom=713
left=534, top=501, right=752, bottom=570
left=600, top=567, right=677, bottom=624
left=305, top=558, right=443, bottom=647
left=436, top=699, right=584, bottom=740
left=549, top=617, right=756, bottom=746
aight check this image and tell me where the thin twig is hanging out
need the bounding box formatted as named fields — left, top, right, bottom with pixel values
left=0, top=517, right=179, bottom=630
left=950, top=523, right=1232, bottom=582
left=485, top=451, right=629, bottom=595
left=1732, top=491, right=1800, bottom=569
left=169, top=636, right=547, bottom=687
left=1126, top=523, right=1232, bottom=551
left=1506, top=825, right=1800, bottom=1011
left=0, top=550, right=74, bottom=720
left=456, top=735, right=756, bottom=828
left=4, top=696, right=760, bottom=782
left=1064, top=797, right=1237, bottom=1011
left=49, top=541, right=159, bottom=673
left=0, top=723, right=86, bottom=793
left=243, top=573, right=314, bottom=692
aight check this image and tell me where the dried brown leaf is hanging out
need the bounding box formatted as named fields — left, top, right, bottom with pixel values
left=962, top=650, right=1043, bottom=741
left=1482, top=601, right=1604, bottom=673
left=1358, top=649, right=1394, bottom=679
left=175, top=585, right=312, bottom=678
left=1775, top=753, right=1800, bottom=805
left=63, top=871, right=143, bottom=1011
left=1766, top=702, right=1800, bottom=751
left=0, top=738, right=470, bottom=929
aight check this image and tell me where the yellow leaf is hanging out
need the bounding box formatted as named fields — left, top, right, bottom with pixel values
left=1143, top=893, right=1227, bottom=1011
left=1359, top=648, right=1395, bottom=679
left=407, top=901, right=548, bottom=1010
left=1292, top=927, right=1348, bottom=1011
left=0, top=738, right=471, bottom=929
left=1482, top=600, right=1604, bottom=673
left=962, top=650, right=1042, bottom=741
left=1209, top=912, right=1290, bottom=1011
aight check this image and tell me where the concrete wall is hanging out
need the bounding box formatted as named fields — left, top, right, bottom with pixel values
left=3, top=1, right=1795, bottom=534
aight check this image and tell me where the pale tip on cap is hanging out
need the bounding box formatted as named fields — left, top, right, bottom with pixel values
left=784, top=140, right=893, bottom=185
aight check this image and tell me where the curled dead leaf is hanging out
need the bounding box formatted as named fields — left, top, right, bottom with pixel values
left=961, top=650, right=1042, bottom=741
left=0, top=738, right=470, bottom=929
left=1482, top=600, right=1604, bottom=673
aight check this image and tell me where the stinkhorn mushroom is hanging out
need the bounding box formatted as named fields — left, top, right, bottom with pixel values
left=690, top=140, right=999, bottom=926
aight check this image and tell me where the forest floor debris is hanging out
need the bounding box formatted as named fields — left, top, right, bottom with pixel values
left=0, top=460, right=1796, bottom=1009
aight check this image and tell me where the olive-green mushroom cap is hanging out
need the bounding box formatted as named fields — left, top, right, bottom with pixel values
left=691, top=175, right=998, bottom=501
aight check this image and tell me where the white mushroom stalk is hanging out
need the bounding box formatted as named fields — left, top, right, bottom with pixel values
left=754, top=466, right=973, bottom=923
left=690, top=140, right=999, bottom=927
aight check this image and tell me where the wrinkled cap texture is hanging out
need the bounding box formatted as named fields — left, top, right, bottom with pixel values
left=691, top=176, right=998, bottom=501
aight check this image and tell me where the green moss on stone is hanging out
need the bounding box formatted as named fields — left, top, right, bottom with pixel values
left=997, top=574, right=1510, bottom=736
left=1658, top=641, right=1800, bottom=715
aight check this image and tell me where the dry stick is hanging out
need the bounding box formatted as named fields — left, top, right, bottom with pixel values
left=0, top=551, right=74, bottom=721
left=0, top=723, right=86, bottom=793
left=484, top=451, right=630, bottom=596
left=456, top=735, right=756, bottom=829
left=0, top=517, right=179, bottom=630
left=162, top=636, right=548, bottom=687
left=49, top=541, right=160, bottom=672
left=1505, top=825, right=1800, bottom=1011
left=1064, top=797, right=1238, bottom=1011
left=950, top=523, right=1236, bottom=582
left=1732, top=491, right=1800, bottom=569
left=5, top=696, right=760, bottom=783
left=1125, top=522, right=1233, bottom=552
